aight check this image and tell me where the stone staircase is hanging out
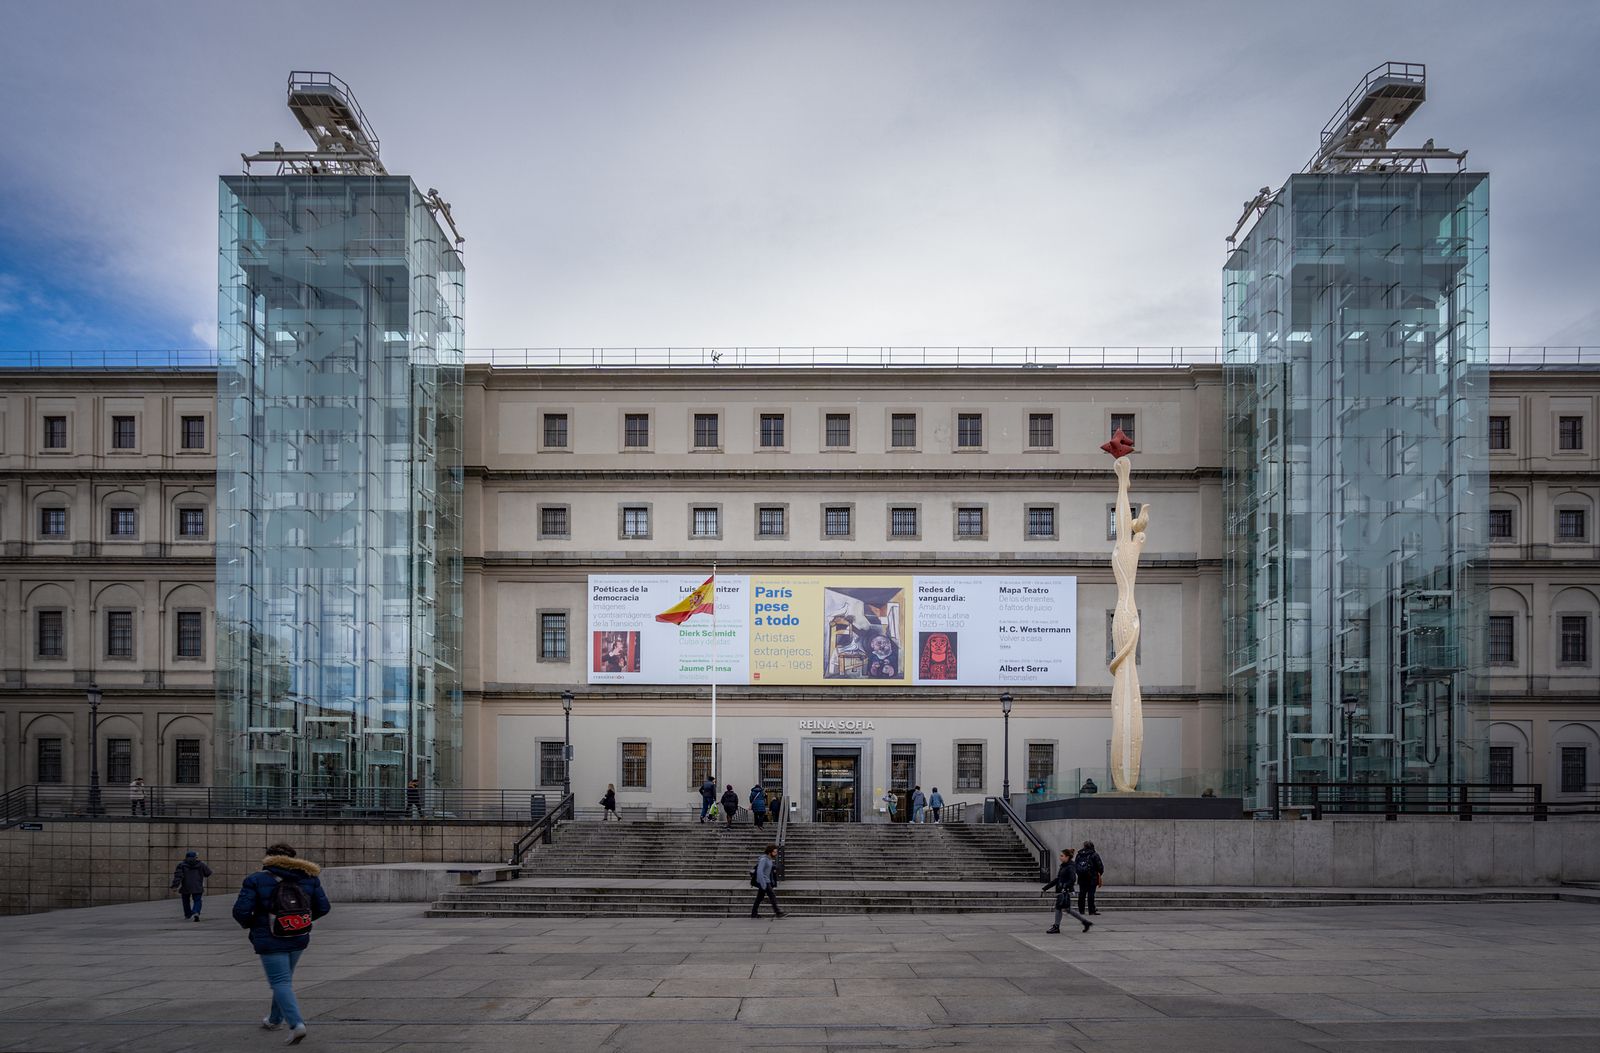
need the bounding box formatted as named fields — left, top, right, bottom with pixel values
left=780, top=821, right=1042, bottom=881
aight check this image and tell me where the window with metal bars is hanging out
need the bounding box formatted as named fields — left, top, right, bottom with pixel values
left=107, top=738, right=133, bottom=785
left=1488, top=746, right=1514, bottom=787
left=109, top=508, right=138, bottom=538
left=1028, top=413, right=1054, bottom=448
left=692, top=506, right=720, bottom=538
left=690, top=741, right=720, bottom=789
left=890, top=413, right=917, bottom=448
left=1560, top=615, right=1589, bottom=664
left=181, top=416, right=207, bottom=450
left=1557, top=508, right=1587, bottom=541
left=1561, top=746, right=1588, bottom=794
left=37, top=738, right=63, bottom=784
left=956, top=507, right=984, bottom=537
left=540, top=506, right=570, bottom=537
left=759, top=413, right=785, bottom=448
left=543, top=413, right=569, bottom=448
left=37, top=610, right=64, bottom=658
left=1027, top=506, right=1056, bottom=539
left=1488, top=615, right=1515, bottom=664
left=539, top=741, right=567, bottom=787
left=621, top=506, right=650, bottom=538
left=540, top=612, right=569, bottom=660
left=623, top=413, right=650, bottom=448
left=1488, top=416, right=1510, bottom=450
left=174, top=739, right=202, bottom=785
left=43, top=416, right=66, bottom=449
left=956, top=413, right=983, bottom=448
left=179, top=508, right=206, bottom=537
left=693, top=413, right=719, bottom=448
left=106, top=610, right=134, bottom=658
left=824, top=506, right=852, bottom=537
left=955, top=743, right=984, bottom=791
left=1559, top=416, right=1584, bottom=451
left=1488, top=508, right=1513, bottom=541
left=758, top=506, right=786, bottom=537
left=824, top=413, right=851, bottom=448
left=1110, top=413, right=1136, bottom=442
left=758, top=744, right=784, bottom=796
left=112, top=416, right=136, bottom=449
left=621, top=742, right=649, bottom=788
left=890, top=507, right=918, bottom=537
left=39, top=508, right=67, bottom=537
left=176, top=610, right=204, bottom=659
left=1027, top=743, right=1055, bottom=788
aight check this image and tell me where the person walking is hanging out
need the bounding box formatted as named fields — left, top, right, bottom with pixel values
left=1042, top=849, right=1093, bottom=934
left=910, top=785, right=926, bottom=824
left=601, top=783, right=620, bottom=821
left=129, top=777, right=148, bottom=817
left=232, top=842, right=331, bottom=1045
left=750, top=843, right=785, bottom=918
left=170, top=850, right=212, bottom=922
left=720, top=784, right=740, bottom=828
left=1074, top=840, right=1105, bottom=916
left=928, top=787, right=944, bottom=824
left=699, top=775, right=718, bottom=823
left=749, top=783, right=767, bottom=828
left=405, top=778, right=421, bottom=817
left=767, top=787, right=783, bottom=824
left=879, top=789, right=898, bottom=822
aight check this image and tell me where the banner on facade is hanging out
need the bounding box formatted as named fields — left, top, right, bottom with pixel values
left=586, top=574, right=1075, bottom=687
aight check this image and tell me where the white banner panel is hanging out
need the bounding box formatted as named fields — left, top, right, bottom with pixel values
left=588, top=575, right=749, bottom=685
left=910, top=576, right=1077, bottom=686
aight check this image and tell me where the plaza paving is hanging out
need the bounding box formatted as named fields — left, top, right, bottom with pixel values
left=1, top=899, right=1598, bottom=1052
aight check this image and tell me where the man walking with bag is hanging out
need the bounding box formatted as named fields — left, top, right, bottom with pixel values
left=1042, top=849, right=1092, bottom=934
left=1075, top=840, right=1105, bottom=916
left=170, top=850, right=212, bottom=922
left=750, top=843, right=785, bottom=918
left=233, top=842, right=331, bottom=1045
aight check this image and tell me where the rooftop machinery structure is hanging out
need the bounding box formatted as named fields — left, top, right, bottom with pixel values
left=1223, top=63, right=1490, bottom=808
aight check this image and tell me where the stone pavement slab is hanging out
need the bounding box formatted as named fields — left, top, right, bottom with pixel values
left=0, top=899, right=1597, bottom=1051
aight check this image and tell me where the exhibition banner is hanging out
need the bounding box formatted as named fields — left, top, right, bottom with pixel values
left=587, top=574, right=1075, bottom=687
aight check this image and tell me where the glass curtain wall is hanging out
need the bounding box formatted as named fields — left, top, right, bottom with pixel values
left=215, top=174, right=464, bottom=794
left=1224, top=172, right=1489, bottom=808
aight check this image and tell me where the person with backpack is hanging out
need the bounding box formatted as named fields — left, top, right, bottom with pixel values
left=910, top=785, right=926, bottom=824
left=720, top=784, right=740, bottom=828
left=750, top=843, right=785, bottom=918
left=232, top=842, right=330, bottom=1045
left=749, top=783, right=767, bottom=828
left=698, top=775, right=718, bottom=823
left=601, top=783, right=620, bottom=821
left=928, top=787, right=944, bottom=823
left=767, top=786, right=783, bottom=824
left=170, top=850, right=212, bottom=922
left=1042, top=848, right=1093, bottom=935
left=1074, top=840, right=1105, bottom=916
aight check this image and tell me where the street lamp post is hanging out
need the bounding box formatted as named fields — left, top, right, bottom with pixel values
left=1340, top=696, right=1359, bottom=786
left=561, top=690, right=574, bottom=799
left=86, top=684, right=103, bottom=817
left=1000, top=692, right=1013, bottom=804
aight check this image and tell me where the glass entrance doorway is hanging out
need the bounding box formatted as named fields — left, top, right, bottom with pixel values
left=813, top=751, right=861, bottom=822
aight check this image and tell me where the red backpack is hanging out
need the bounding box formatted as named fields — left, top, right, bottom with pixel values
left=267, top=877, right=314, bottom=938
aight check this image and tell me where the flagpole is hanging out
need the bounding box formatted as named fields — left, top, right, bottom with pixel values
left=710, top=561, right=718, bottom=785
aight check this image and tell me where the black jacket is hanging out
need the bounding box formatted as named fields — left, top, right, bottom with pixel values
left=699, top=779, right=718, bottom=804
left=601, top=789, right=617, bottom=810
left=720, top=789, right=739, bottom=813
left=170, top=859, right=212, bottom=894
left=1074, top=848, right=1104, bottom=881
left=1042, top=860, right=1077, bottom=894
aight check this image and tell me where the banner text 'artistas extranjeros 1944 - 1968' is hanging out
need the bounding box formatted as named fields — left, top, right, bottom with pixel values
left=586, top=575, right=1076, bottom=687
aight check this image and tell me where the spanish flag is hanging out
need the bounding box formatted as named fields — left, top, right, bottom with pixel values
left=655, top=574, right=715, bottom=625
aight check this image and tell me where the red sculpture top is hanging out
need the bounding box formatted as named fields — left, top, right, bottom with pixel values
left=1100, top=427, right=1135, bottom=458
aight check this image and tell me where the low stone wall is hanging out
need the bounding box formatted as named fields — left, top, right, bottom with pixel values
left=1028, top=816, right=1600, bottom=887
left=0, top=820, right=526, bottom=915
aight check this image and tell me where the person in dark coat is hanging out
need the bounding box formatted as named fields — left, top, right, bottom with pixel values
left=1074, top=841, right=1105, bottom=916
left=720, top=785, right=740, bottom=828
left=601, top=783, right=620, bottom=821
left=170, top=850, right=212, bottom=922
left=699, top=776, right=718, bottom=823
left=767, top=787, right=783, bottom=823
left=1042, top=848, right=1092, bottom=934
left=232, top=842, right=331, bottom=1045
left=750, top=844, right=785, bottom=918
left=749, top=784, right=767, bottom=828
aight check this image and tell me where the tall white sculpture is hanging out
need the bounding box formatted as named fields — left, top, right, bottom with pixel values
left=1103, top=427, right=1150, bottom=793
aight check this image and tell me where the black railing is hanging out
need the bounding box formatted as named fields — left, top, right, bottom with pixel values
left=1271, top=781, right=1599, bottom=820
left=0, top=784, right=561, bottom=823
left=508, top=793, right=575, bottom=865
left=992, top=796, right=1052, bottom=881
left=774, top=796, right=790, bottom=880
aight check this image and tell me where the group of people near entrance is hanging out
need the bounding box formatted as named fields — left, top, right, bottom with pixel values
left=694, top=775, right=784, bottom=827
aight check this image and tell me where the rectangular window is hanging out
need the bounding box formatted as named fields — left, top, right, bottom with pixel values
left=1027, top=506, right=1056, bottom=539
left=1561, top=746, right=1588, bottom=794
left=1488, top=508, right=1513, bottom=541
left=539, top=741, right=567, bottom=787
left=758, top=743, right=784, bottom=797
left=107, top=738, right=133, bottom=786
left=1557, top=509, right=1587, bottom=541
left=758, top=506, right=786, bottom=537
left=824, top=413, right=851, bottom=448
left=543, top=413, right=569, bottom=448
left=693, top=413, right=719, bottom=449
left=179, top=508, right=207, bottom=538
left=37, top=610, right=64, bottom=658
left=692, top=506, right=720, bottom=538
left=690, top=741, right=718, bottom=789
left=1110, top=413, right=1136, bottom=442
left=890, top=506, right=919, bottom=537
left=176, top=610, right=204, bottom=659
left=43, top=416, right=67, bottom=449
left=109, top=508, right=138, bottom=538
left=955, top=743, right=984, bottom=791
left=1488, top=746, right=1515, bottom=788
left=956, top=413, right=983, bottom=448
left=1560, top=615, right=1589, bottom=664
left=111, top=416, right=136, bottom=450
left=1559, top=416, right=1584, bottom=451
left=621, top=506, right=650, bottom=538
left=1488, top=415, right=1510, bottom=450
left=1028, top=413, right=1054, bottom=448
left=106, top=610, right=134, bottom=658
left=174, top=739, right=202, bottom=785
left=956, top=507, right=984, bottom=537
left=37, top=738, right=63, bottom=784
left=621, top=741, right=649, bottom=789
left=890, top=413, right=917, bottom=448
left=759, top=413, right=786, bottom=448
left=890, top=744, right=916, bottom=796
left=1488, top=614, right=1515, bottom=665
left=540, top=506, right=570, bottom=538
left=1106, top=502, right=1142, bottom=539
left=40, top=507, right=67, bottom=538
left=540, top=612, right=569, bottom=660
left=623, top=413, right=650, bottom=448
left=1027, top=743, right=1056, bottom=788
left=181, top=415, right=207, bottom=450
left=824, top=506, right=852, bottom=537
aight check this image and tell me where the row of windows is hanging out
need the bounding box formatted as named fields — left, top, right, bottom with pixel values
left=1487, top=613, right=1591, bottom=666
left=539, top=409, right=1137, bottom=453
left=1489, top=506, right=1592, bottom=543
left=34, top=414, right=208, bottom=452
left=30, top=506, right=208, bottom=541
left=536, top=502, right=1143, bottom=543
left=1488, top=413, right=1587, bottom=452
left=34, top=737, right=203, bottom=785
left=31, top=609, right=207, bottom=661
left=1488, top=744, right=1591, bottom=793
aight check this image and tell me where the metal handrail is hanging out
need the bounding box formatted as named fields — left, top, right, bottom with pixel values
left=992, top=795, right=1052, bottom=881
left=0, top=784, right=565, bottom=823
left=0, top=786, right=39, bottom=829
left=508, top=793, right=575, bottom=865
left=774, top=796, right=790, bottom=881
left=1270, top=781, right=1595, bottom=820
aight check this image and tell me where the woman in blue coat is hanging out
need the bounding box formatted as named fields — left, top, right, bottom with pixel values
left=232, top=843, right=331, bottom=1045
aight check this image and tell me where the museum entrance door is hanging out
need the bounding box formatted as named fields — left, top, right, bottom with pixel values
left=812, top=750, right=861, bottom=822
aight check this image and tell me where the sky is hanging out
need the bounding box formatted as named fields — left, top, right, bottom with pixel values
left=1, top=0, right=1598, bottom=353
